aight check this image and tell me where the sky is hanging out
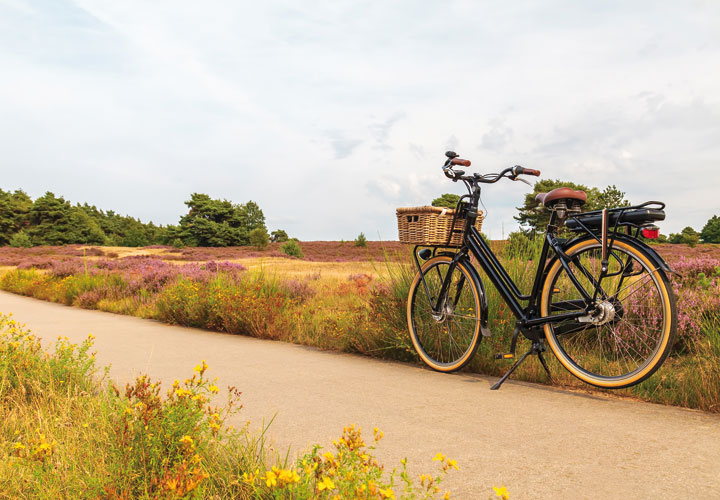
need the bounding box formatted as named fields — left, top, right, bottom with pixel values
left=1, top=0, right=719, bottom=240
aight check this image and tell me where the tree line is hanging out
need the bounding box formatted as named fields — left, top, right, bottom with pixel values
left=0, top=189, right=289, bottom=248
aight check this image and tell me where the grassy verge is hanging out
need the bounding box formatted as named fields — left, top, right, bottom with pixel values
left=1, top=246, right=719, bottom=413
left=0, top=313, right=463, bottom=499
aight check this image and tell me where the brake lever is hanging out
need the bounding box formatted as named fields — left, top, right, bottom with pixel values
left=442, top=165, right=460, bottom=182
left=513, top=177, right=532, bottom=187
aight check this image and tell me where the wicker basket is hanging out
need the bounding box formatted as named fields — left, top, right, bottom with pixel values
left=396, top=206, right=484, bottom=246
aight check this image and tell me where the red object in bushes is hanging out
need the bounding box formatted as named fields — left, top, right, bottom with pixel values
left=642, top=226, right=659, bottom=239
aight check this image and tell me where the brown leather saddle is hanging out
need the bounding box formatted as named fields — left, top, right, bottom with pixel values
left=535, top=187, right=587, bottom=208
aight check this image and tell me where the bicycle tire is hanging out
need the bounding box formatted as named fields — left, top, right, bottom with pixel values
left=539, top=238, right=676, bottom=388
left=407, top=255, right=482, bottom=372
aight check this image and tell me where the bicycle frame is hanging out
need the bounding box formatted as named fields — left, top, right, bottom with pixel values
left=414, top=225, right=587, bottom=340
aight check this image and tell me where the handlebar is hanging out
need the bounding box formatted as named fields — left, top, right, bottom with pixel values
left=442, top=153, right=541, bottom=184
left=512, top=166, right=541, bottom=177
left=451, top=158, right=471, bottom=167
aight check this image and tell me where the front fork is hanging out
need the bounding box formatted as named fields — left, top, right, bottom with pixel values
left=412, top=247, right=465, bottom=315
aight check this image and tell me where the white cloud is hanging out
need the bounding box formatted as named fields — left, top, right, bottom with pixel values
left=0, top=0, right=719, bottom=240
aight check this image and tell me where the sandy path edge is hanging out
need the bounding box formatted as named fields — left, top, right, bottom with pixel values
left=1, top=290, right=718, bottom=500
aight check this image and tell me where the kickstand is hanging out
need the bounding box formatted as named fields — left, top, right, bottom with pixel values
left=490, top=340, right=553, bottom=390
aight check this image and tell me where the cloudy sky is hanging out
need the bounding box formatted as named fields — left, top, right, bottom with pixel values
left=1, top=0, right=719, bottom=240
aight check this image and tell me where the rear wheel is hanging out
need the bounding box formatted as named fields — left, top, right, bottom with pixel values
left=407, top=256, right=482, bottom=372
left=540, top=238, right=676, bottom=388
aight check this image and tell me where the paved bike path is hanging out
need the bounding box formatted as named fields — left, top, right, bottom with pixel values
left=2, top=290, right=719, bottom=499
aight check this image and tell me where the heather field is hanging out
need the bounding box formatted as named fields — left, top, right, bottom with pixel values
left=1, top=241, right=719, bottom=412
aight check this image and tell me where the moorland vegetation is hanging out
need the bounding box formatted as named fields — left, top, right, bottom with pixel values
left=0, top=241, right=718, bottom=412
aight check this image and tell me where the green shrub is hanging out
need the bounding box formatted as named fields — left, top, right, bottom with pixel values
left=171, top=238, right=185, bottom=249
left=249, top=227, right=270, bottom=249
left=354, top=232, right=367, bottom=247
left=669, top=226, right=700, bottom=247
left=270, top=229, right=289, bottom=243
left=281, top=239, right=303, bottom=258
left=9, top=230, right=32, bottom=248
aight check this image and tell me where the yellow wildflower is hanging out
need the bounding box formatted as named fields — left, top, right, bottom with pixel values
left=276, top=468, right=300, bottom=485
left=265, top=469, right=278, bottom=487
left=318, top=476, right=335, bottom=491
left=447, top=458, right=459, bottom=470
left=493, top=486, right=510, bottom=500
left=379, top=487, right=396, bottom=499
left=432, top=453, right=446, bottom=462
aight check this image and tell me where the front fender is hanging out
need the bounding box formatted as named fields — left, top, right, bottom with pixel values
left=458, top=256, right=491, bottom=337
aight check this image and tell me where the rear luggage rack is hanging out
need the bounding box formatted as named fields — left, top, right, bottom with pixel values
left=565, top=201, right=665, bottom=233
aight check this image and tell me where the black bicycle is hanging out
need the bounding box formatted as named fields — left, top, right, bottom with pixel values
left=406, top=151, right=677, bottom=390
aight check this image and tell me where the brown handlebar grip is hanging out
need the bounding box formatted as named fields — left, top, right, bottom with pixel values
left=451, top=158, right=471, bottom=167
left=524, top=168, right=541, bottom=176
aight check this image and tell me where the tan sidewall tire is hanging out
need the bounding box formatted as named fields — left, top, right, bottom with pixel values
left=540, top=238, right=675, bottom=388
left=407, top=255, right=482, bottom=372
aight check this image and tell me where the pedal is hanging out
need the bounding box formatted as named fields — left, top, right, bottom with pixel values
left=494, top=353, right=515, bottom=360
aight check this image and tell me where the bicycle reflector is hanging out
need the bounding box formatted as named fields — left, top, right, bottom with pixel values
left=642, top=225, right=660, bottom=239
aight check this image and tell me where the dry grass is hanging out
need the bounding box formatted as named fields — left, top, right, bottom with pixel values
left=85, top=246, right=170, bottom=258
left=218, top=257, right=397, bottom=280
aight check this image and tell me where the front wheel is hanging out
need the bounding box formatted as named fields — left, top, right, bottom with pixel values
left=540, top=238, right=676, bottom=389
left=407, top=256, right=482, bottom=372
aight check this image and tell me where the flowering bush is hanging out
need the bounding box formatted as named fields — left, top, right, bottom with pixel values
left=241, top=425, right=457, bottom=499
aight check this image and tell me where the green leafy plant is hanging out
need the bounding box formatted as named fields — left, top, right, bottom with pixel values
left=701, top=215, right=720, bottom=244
left=249, top=227, right=270, bottom=249
left=271, top=229, right=289, bottom=243
left=354, top=233, right=367, bottom=247
left=281, top=239, right=304, bottom=258
left=668, top=226, right=700, bottom=247
left=9, top=230, right=32, bottom=248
